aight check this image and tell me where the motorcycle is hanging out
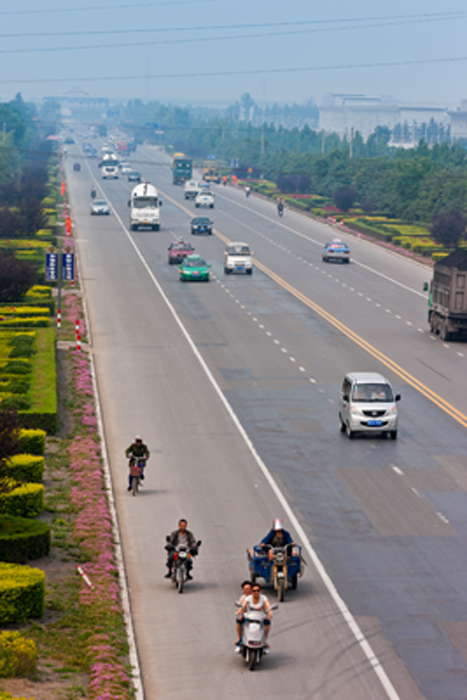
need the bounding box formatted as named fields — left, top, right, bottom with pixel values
left=245, top=186, right=251, bottom=198
left=165, top=538, right=201, bottom=593
left=128, top=456, right=146, bottom=496
left=235, top=601, right=278, bottom=671
left=277, top=204, right=284, bottom=217
left=247, top=543, right=304, bottom=602
left=91, top=187, right=97, bottom=199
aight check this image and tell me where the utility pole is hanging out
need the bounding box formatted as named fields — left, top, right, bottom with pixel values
left=349, top=127, right=354, bottom=159
left=321, top=131, right=326, bottom=154
left=260, top=127, right=264, bottom=156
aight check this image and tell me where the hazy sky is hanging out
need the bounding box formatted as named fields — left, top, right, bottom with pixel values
left=1, top=0, right=467, bottom=107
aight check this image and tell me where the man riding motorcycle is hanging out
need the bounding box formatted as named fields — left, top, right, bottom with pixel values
left=91, top=185, right=97, bottom=199
left=277, top=200, right=284, bottom=216
left=165, top=519, right=199, bottom=579
left=125, top=435, right=150, bottom=491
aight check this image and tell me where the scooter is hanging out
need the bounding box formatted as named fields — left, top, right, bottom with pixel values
left=235, top=602, right=278, bottom=670
left=166, top=538, right=201, bottom=593
left=91, top=187, right=97, bottom=199
left=277, top=204, right=284, bottom=217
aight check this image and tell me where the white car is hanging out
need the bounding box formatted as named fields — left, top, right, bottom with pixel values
left=120, top=162, right=132, bottom=174
left=224, top=241, right=253, bottom=275
left=91, top=200, right=110, bottom=215
left=195, top=190, right=214, bottom=208
left=184, top=180, right=201, bottom=200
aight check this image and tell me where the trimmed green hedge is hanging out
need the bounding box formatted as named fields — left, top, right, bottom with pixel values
left=18, top=429, right=46, bottom=456
left=19, top=328, right=57, bottom=434
left=0, top=318, right=50, bottom=329
left=0, top=516, right=50, bottom=563
left=5, top=455, right=44, bottom=483
left=0, top=563, right=45, bottom=624
left=0, top=481, right=44, bottom=518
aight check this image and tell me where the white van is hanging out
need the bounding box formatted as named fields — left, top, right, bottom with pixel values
left=339, top=372, right=400, bottom=439
left=128, top=182, right=162, bottom=230
left=224, top=242, right=253, bottom=275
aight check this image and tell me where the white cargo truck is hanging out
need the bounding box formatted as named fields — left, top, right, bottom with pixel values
left=128, top=182, right=162, bottom=231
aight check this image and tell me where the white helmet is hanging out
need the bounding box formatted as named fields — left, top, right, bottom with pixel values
left=135, top=435, right=142, bottom=441
left=273, top=518, right=284, bottom=531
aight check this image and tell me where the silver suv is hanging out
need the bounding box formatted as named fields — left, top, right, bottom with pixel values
left=339, top=372, right=400, bottom=439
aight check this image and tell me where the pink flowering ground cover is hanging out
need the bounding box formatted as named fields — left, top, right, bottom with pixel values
left=67, top=347, right=133, bottom=700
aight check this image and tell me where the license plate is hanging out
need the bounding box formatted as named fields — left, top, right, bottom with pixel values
left=236, top=266, right=244, bottom=271
left=193, top=272, right=199, bottom=276
left=367, top=420, right=382, bottom=426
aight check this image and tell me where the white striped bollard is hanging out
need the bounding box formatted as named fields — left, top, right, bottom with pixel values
left=57, top=309, right=61, bottom=328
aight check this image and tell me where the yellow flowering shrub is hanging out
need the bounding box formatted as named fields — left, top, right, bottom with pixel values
left=0, top=631, right=37, bottom=678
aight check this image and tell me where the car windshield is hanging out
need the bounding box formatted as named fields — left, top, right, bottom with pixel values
left=173, top=243, right=192, bottom=251
left=184, top=259, right=206, bottom=268
left=193, top=218, right=210, bottom=224
left=94, top=200, right=107, bottom=206
left=229, top=245, right=250, bottom=255
left=199, top=192, right=213, bottom=197
left=352, top=384, right=393, bottom=402
left=133, top=197, right=157, bottom=208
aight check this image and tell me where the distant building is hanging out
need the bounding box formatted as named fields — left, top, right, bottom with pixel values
left=319, top=94, right=450, bottom=141
left=447, top=100, right=467, bottom=142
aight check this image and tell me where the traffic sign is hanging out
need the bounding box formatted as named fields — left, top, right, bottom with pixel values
left=46, top=252, right=58, bottom=281
left=62, top=252, right=75, bottom=281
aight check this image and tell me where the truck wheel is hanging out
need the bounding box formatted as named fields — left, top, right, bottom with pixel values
left=440, top=320, right=451, bottom=342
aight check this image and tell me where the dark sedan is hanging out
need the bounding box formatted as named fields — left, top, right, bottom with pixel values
left=168, top=240, right=195, bottom=264
left=191, top=216, right=213, bottom=235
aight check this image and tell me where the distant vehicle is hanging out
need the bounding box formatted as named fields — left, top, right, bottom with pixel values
left=184, top=180, right=201, bottom=200
left=424, top=248, right=467, bottom=341
left=73, top=162, right=81, bottom=172
left=168, top=240, right=195, bottom=264
left=179, top=254, right=210, bottom=282
left=128, top=171, right=141, bottom=182
left=172, top=154, right=193, bottom=185
left=64, top=137, right=75, bottom=144
left=120, top=162, right=132, bottom=175
left=128, top=182, right=162, bottom=230
left=195, top=190, right=214, bottom=208
left=98, top=125, right=107, bottom=137
left=191, top=216, right=213, bottom=235
left=101, top=154, right=119, bottom=179
left=339, top=372, right=400, bottom=440
left=224, top=242, right=253, bottom=275
left=91, top=200, right=110, bottom=216
left=203, top=159, right=220, bottom=183
left=322, top=239, right=351, bottom=263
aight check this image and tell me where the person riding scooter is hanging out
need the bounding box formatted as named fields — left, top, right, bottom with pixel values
left=277, top=200, right=284, bottom=216
left=91, top=186, right=97, bottom=199
left=125, top=435, right=149, bottom=491
left=236, top=583, right=273, bottom=652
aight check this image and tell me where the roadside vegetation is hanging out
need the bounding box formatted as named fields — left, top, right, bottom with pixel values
left=0, top=98, right=134, bottom=699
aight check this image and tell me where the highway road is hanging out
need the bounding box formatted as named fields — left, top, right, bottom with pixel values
left=65, top=138, right=467, bottom=700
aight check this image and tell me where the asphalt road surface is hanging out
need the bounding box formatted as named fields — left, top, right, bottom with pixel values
left=65, top=140, right=467, bottom=700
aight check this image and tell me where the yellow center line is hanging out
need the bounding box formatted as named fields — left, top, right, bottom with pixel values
left=159, top=187, right=467, bottom=429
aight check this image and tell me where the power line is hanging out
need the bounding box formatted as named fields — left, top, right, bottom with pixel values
left=0, top=10, right=465, bottom=39
left=0, top=0, right=214, bottom=16
left=2, top=55, right=467, bottom=85
left=1, top=15, right=465, bottom=55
